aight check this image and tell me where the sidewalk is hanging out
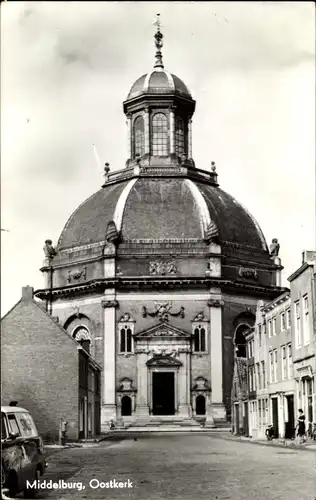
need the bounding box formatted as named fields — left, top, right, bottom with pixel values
left=223, top=433, right=316, bottom=452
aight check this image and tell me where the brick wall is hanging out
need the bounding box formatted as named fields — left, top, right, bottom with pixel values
left=1, top=290, right=79, bottom=442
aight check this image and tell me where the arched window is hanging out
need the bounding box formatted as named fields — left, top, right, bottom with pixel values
left=134, top=116, right=144, bottom=158
left=196, top=395, right=206, bottom=415
left=175, top=116, right=185, bottom=156
left=193, top=325, right=206, bottom=353
left=121, top=396, right=132, bottom=416
left=118, top=313, right=135, bottom=354
left=120, top=327, right=132, bottom=353
left=152, top=113, right=168, bottom=156
left=73, top=326, right=91, bottom=353
left=234, top=325, right=249, bottom=358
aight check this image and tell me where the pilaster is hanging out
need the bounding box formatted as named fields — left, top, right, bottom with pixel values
left=208, top=290, right=226, bottom=421
left=126, top=113, right=132, bottom=159
left=144, top=108, right=150, bottom=155
left=208, top=243, right=221, bottom=277
left=136, top=352, right=149, bottom=416
left=188, top=118, right=192, bottom=159
left=101, top=291, right=118, bottom=430
left=103, top=243, right=116, bottom=278
left=178, top=352, right=190, bottom=416
left=169, top=108, right=175, bottom=154
left=204, top=396, right=215, bottom=428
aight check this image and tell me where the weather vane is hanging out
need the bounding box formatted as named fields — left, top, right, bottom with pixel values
left=153, top=13, right=161, bottom=31
left=153, top=13, right=164, bottom=69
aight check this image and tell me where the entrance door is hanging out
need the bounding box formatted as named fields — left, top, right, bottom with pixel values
left=272, top=398, right=279, bottom=437
left=121, top=396, right=132, bottom=416
left=196, top=395, right=206, bottom=415
left=152, top=372, right=175, bottom=415
left=285, top=395, right=295, bottom=439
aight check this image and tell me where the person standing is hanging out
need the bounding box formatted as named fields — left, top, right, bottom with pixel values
left=296, top=409, right=306, bottom=443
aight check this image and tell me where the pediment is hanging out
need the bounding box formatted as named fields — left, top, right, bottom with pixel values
left=134, top=322, right=191, bottom=339
left=146, top=355, right=182, bottom=367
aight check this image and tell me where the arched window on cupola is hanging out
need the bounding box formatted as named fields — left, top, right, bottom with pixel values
left=134, top=116, right=145, bottom=158
left=175, top=116, right=185, bottom=157
left=151, top=113, right=168, bottom=156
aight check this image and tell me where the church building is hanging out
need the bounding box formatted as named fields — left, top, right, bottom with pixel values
left=35, top=21, right=285, bottom=431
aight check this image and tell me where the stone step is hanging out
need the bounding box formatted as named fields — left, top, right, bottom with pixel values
left=129, top=420, right=201, bottom=427
left=112, top=426, right=231, bottom=433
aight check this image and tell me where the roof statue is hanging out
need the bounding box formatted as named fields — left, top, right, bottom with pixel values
left=269, top=238, right=280, bottom=258
left=43, top=239, right=57, bottom=259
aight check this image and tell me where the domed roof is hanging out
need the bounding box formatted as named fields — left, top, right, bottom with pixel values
left=127, top=69, right=192, bottom=100
left=57, top=176, right=268, bottom=252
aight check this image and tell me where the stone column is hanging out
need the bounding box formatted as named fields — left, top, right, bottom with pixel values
left=136, top=352, right=149, bottom=417
left=188, top=118, right=193, bottom=159
left=126, top=114, right=132, bottom=160
left=208, top=293, right=226, bottom=422
left=169, top=108, right=175, bottom=154
left=101, top=291, right=117, bottom=430
left=144, top=108, right=150, bottom=155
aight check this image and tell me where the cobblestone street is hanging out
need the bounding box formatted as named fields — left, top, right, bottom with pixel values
left=35, top=433, right=316, bottom=500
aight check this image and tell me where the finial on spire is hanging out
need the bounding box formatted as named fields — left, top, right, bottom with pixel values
left=153, top=13, right=164, bottom=69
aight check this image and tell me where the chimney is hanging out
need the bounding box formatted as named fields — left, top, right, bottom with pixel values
left=22, top=286, right=34, bottom=301
left=302, top=250, right=316, bottom=264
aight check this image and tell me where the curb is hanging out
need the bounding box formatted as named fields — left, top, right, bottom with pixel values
left=213, top=434, right=316, bottom=452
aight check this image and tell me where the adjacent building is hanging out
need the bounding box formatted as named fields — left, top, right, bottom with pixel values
left=231, top=354, right=248, bottom=435
left=289, top=250, right=316, bottom=430
left=231, top=250, right=316, bottom=439
left=1, top=286, right=101, bottom=442
left=263, top=291, right=294, bottom=439
left=252, top=300, right=269, bottom=439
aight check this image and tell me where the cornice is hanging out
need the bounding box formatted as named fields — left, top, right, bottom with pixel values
left=34, top=276, right=287, bottom=300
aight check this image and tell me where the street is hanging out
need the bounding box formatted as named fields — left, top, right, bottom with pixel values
left=34, top=433, right=316, bottom=500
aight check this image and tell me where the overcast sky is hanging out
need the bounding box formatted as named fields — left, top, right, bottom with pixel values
left=1, top=1, right=315, bottom=315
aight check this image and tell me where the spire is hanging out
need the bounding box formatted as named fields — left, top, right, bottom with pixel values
left=153, top=13, right=164, bottom=69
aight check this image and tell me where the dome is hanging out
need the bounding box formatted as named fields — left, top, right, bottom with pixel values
left=57, top=176, right=267, bottom=252
left=127, top=69, right=192, bottom=100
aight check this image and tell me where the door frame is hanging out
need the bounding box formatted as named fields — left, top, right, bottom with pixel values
left=271, top=396, right=279, bottom=437
left=148, top=367, right=179, bottom=415
left=152, top=371, right=175, bottom=415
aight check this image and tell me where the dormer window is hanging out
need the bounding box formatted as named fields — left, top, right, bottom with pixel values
left=152, top=112, right=168, bottom=156
left=134, top=116, right=145, bottom=158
